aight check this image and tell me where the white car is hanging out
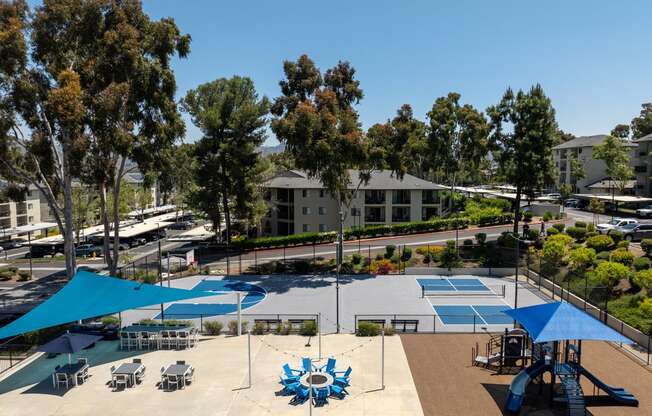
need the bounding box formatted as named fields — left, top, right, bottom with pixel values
left=596, top=218, right=639, bottom=234
left=636, top=205, right=652, bottom=218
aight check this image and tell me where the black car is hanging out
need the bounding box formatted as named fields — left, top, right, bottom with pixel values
left=617, top=223, right=652, bottom=242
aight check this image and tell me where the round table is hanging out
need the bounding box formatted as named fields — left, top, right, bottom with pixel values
left=299, top=372, right=334, bottom=389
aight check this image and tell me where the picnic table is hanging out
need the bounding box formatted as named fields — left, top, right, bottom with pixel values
left=162, top=364, right=192, bottom=389
left=112, top=362, right=144, bottom=387
left=52, top=362, right=88, bottom=388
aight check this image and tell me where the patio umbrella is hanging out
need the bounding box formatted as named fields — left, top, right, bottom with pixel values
left=38, top=332, right=103, bottom=364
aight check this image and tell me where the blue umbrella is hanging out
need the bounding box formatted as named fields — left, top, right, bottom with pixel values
left=38, top=332, right=103, bottom=364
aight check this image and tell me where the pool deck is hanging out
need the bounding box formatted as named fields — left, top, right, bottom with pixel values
left=0, top=334, right=423, bottom=416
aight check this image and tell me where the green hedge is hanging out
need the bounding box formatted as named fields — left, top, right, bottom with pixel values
left=234, top=213, right=513, bottom=250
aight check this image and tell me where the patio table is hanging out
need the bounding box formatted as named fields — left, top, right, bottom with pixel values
left=112, top=362, right=144, bottom=387
left=162, top=364, right=191, bottom=389
left=299, top=372, right=334, bottom=389
left=52, top=362, right=88, bottom=388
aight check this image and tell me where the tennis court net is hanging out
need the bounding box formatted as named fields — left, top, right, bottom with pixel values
left=421, top=283, right=506, bottom=298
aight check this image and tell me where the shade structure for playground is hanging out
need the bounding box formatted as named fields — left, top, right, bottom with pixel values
left=503, top=301, right=631, bottom=343
left=0, top=271, right=217, bottom=340
left=37, top=332, right=103, bottom=364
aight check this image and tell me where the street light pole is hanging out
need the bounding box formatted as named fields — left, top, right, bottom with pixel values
left=336, top=209, right=343, bottom=334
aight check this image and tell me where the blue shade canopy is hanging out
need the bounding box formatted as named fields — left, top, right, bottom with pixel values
left=0, top=271, right=216, bottom=340
left=38, top=333, right=103, bottom=354
left=504, top=302, right=631, bottom=344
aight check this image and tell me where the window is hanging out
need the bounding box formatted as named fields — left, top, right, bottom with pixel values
left=302, top=224, right=310, bottom=232
left=302, top=207, right=312, bottom=215
left=422, top=207, right=438, bottom=220
left=27, top=203, right=33, bottom=210
left=422, top=190, right=439, bottom=204
left=28, top=216, right=34, bottom=223
left=392, top=190, right=411, bottom=204
left=364, top=206, right=385, bottom=222
left=319, top=224, right=326, bottom=232
left=302, top=189, right=309, bottom=198
left=318, top=207, right=326, bottom=215
left=365, top=190, right=385, bottom=204
left=351, top=207, right=361, bottom=217
left=319, top=189, right=325, bottom=198
left=392, top=207, right=410, bottom=222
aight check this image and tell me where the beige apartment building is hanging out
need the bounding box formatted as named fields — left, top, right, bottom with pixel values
left=0, top=186, right=42, bottom=236
left=633, top=133, right=652, bottom=196
left=261, top=170, right=445, bottom=236
left=553, top=135, right=637, bottom=194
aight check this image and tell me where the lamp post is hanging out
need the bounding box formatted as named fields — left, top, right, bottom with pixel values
left=336, top=209, right=343, bottom=334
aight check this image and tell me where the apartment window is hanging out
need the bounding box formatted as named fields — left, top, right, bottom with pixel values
left=318, top=207, right=327, bottom=215
left=27, top=203, right=33, bottom=210
left=365, top=190, right=385, bottom=204
left=276, top=188, right=293, bottom=203
left=422, top=190, right=439, bottom=204
left=302, top=189, right=309, bottom=198
left=28, top=216, right=34, bottom=223
left=364, top=206, right=385, bottom=223
left=422, top=207, right=438, bottom=221
left=351, top=207, right=361, bottom=217
left=392, top=207, right=410, bottom=222
left=302, top=224, right=310, bottom=232
left=392, top=190, right=411, bottom=204
left=302, top=207, right=312, bottom=215
left=319, top=224, right=326, bottom=232
left=319, top=189, right=325, bottom=198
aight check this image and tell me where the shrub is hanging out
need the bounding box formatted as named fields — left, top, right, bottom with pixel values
left=639, top=298, right=652, bottom=315
left=522, top=211, right=533, bottom=222
left=634, top=257, right=651, bottom=271
left=575, top=221, right=587, bottom=228
left=610, top=249, right=634, bottom=266
left=587, top=223, right=595, bottom=232
left=370, top=259, right=396, bottom=275
left=252, top=322, right=266, bottom=335
left=632, top=269, right=652, bottom=291
left=642, top=239, right=652, bottom=256
left=340, top=262, right=355, bottom=274
left=568, top=247, right=596, bottom=272
left=440, top=240, right=462, bottom=269
left=356, top=321, right=381, bottom=336
left=276, top=322, right=291, bottom=335
left=546, top=227, right=559, bottom=236
left=594, top=261, right=631, bottom=288
left=543, top=212, right=553, bottom=221
left=547, top=233, right=574, bottom=246
left=351, top=252, right=363, bottom=265
left=565, top=226, right=587, bottom=242
left=586, top=235, right=614, bottom=252
left=475, top=233, right=487, bottom=245
left=17, top=271, right=31, bottom=281
left=527, top=229, right=540, bottom=241
left=596, top=251, right=611, bottom=260
left=100, top=315, right=120, bottom=326
left=463, top=239, right=473, bottom=246
left=203, top=321, right=223, bottom=335
left=400, top=246, right=413, bottom=262
left=383, top=326, right=395, bottom=336
left=228, top=320, right=248, bottom=335
left=375, top=253, right=384, bottom=261
left=0, top=270, right=14, bottom=280
left=617, top=240, right=630, bottom=250
left=300, top=320, right=317, bottom=336
left=384, top=245, right=396, bottom=259
left=609, top=230, right=624, bottom=244
left=552, top=223, right=565, bottom=232
left=542, top=240, right=566, bottom=265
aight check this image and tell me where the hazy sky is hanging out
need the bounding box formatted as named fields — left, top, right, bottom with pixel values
left=35, top=1, right=652, bottom=145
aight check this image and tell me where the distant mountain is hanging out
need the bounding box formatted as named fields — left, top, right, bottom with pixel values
left=259, top=143, right=285, bottom=155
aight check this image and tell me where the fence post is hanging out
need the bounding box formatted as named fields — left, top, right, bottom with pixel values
left=433, top=315, right=436, bottom=333
left=647, top=336, right=650, bottom=366
left=239, top=253, right=242, bottom=275
left=368, top=245, right=371, bottom=274
left=551, top=271, right=555, bottom=301
left=254, top=249, right=258, bottom=274
left=473, top=315, right=476, bottom=334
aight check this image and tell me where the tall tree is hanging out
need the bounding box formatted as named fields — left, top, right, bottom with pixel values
left=593, top=134, right=633, bottom=212
left=631, top=103, right=652, bottom=138
left=487, top=85, right=558, bottom=233
left=425, top=93, right=489, bottom=214
left=271, top=55, right=372, bottom=281
left=0, top=0, right=90, bottom=277
left=181, top=76, right=270, bottom=243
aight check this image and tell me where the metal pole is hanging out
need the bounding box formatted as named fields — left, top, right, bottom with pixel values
left=226, top=246, right=230, bottom=275
left=237, top=292, right=242, bottom=336
left=514, top=234, right=519, bottom=309
left=247, top=330, right=252, bottom=388
left=308, top=360, right=313, bottom=416
left=28, top=231, right=32, bottom=278
left=159, top=241, right=164, bottom=322
left=381, top=327, right=385, bottom=390
left=336, top=210, right=343, bottom=333
left=318, top=313, right=322, bottom=360
left=167, top=252, right=171, bottom=287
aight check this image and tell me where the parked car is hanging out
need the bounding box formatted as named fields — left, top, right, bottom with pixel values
left=544, top=193, right=561, bottom=200
left=596, top=218, right=639, bottom=234
left=132, top=237, right=147, bottom=247
left=636, top=205, right=652, bottom=218
left=168, top=221, right=193, bottom=230
left=0, top=239, right=24, bottom=250
left=75, top=244, right=102, bottom=257
left=564, top=198, right=580, bottom=208
left=615, top=223, right=652, bottom=242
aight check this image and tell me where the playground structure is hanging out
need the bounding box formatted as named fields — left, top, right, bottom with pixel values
left=472, top=328, right=530, bottom=374
left=470, top=302, right=639, bottom=415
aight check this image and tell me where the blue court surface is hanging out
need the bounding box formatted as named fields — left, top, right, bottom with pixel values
left=156, top=279, right=266, bottom=319
left=432, top=305, right=513, bottom=325
left=417, top=278, right=490, bottom=292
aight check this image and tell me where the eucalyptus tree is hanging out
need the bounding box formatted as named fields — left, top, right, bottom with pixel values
left=426, top=92, right=489, bottom=214
left=487, top=85, right=558, bottom=233
left=631, top=103, right=652, bottom=138
left=181, top=76, right=270, bottom=243
left=593, top=133, right=634, bottom=215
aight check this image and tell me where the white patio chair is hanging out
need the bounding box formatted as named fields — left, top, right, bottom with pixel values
left=136, top=366, right=146, bottom=384
left=76, top=367, right=89, bottom=384
left=55, top=372, right=70, bottom=389
left=184, top=367, right=195, bottom=385
left=166, top=374, right=181, bottom=390
left=168, top=331, right=178, bottom=349
left=177, top=331, right=189, bottom=349
left=140, top=331, right=153, bottom=349
left=127, top=332, right=140, bottom=350
left=114, top=374, right=129, bottom=390
left=119, top=331, right=129, bottom=350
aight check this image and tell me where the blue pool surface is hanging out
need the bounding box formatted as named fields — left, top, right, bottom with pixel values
left=433, top=304, right=512, bottom=325
left=156, top=279, right=266, bottom=319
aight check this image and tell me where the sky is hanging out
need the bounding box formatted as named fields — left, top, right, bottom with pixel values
left=44, top=1, right=652, bottom=145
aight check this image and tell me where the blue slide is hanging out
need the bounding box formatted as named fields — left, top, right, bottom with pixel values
left=505, top=360, right=552, bottom=413
left=577, top=365, right=639, bottom=406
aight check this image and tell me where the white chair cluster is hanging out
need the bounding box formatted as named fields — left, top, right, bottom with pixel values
left=119, top=328, right=198, bottom=350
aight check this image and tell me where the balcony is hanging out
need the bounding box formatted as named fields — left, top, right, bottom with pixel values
left=392, top=207, right=410, bottom=222
left=392, top=190, right=411, bottom=205
left=364, top=206, right=385, bottom=223
left=16, top=202, right=27, bottom=216
left=0, top=204, right=10, bottom=218
left=276, top=189, right=294, bottom=204
left=277, top=205, right=294, bottom=220
left=365, top=190, right=385, bottom=205
left=422, top=190, right=440, bottom=205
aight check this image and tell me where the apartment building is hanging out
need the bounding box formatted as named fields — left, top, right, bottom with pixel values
left=261, top=170, right=445, bottom=236
left=0, top=186, right=42, bottom=236
left=553, top=135, right=637, bottom=194
left=632, top=133, right=652, bottom=196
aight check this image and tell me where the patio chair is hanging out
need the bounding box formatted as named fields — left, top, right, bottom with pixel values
left=312, top=386, right=330, bottom=407
left=160, top=331, right=171, bottom=349
left=127, top=332, right=140, bottom=350
left=282, top=364, right=301, bottom=382
left=166, top=374, right=182, bottom=390
left=77, top=357, right=88, bottom=365
left=168, top=331, right=179, bottom=349
left=302, top=357, right=313, bottom=374
left=54, top=372, right=70, bottom=389
left=291, top=385, right=310, bottom=404
left=333, top=367, right=352, bottom=387
left=188, top=328, right=198, bottom=348
left=176, top=360, right=186, bottom=365
left=317, top=358, right=336, bottom=375
left=113, top=374, right=129, bottom=390
left=177, top=331, right=189, bottom=349
left=330, top=384, right=346, bottom=399
left=160, top=366, right=167, bottom=388
left=136, top=366, right=146, bottom=384
left=119, top=331, right=129, bottom=350
left=76, top=366, right=89, bottom=384
left=133, top=358, right=142, bottom=364
left=278, top=376, right=299, bottom=395
left=140, top=331, right=152, bottom=349
left=184, top=367, right=194, bottom=385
